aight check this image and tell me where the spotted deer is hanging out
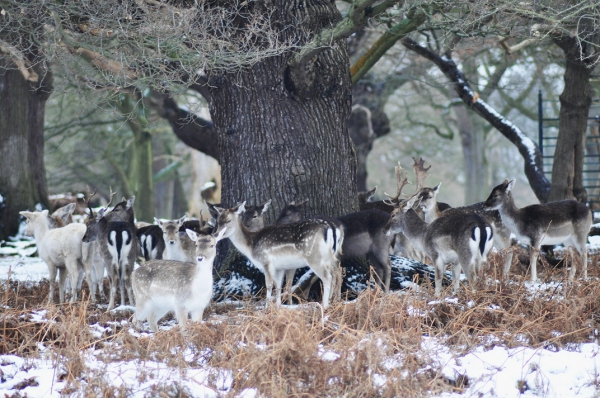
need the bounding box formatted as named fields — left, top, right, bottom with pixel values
left=484, top=179, right=592, bottom=281
left=132, top=228, right=227, bottom=332
left=155, top=216, right=196, bottom=263
left=384, top=161, right=494, bottom=296
left=214, top=202, right=343, bottom=308
left=418, top=182, right=514, bottom=276
left=82, top=195, right=138, bottom=310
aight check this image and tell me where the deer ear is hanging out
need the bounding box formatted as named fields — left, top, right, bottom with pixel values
left=127, top=196, right=135, bottom=209
left=406, top=195, right=419, bottom=208
left=506, top=179, right=515, bottom=192
left=234, top=202, right=246, bottom=215
left=178, top=215, right=186, bottom=226
left=154, top=217, right=162, bottom=226
left=19, top=211, right=33, bottom=219
left=185, top=228, right=198, bottom=242
left=97, top=208, right=106, bottom=220
left=215, top=227, right=227, bottom=241
left=260, top=199, right=272, bottom=213
left=367, top=186, right=377, bottom=199
left=433, top=182, right=441, bottom=194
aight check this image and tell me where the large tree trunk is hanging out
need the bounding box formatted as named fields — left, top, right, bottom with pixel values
left=548, top=35, right=597, bottom=202
left=208, top=0, right=357, bottom=224
left=0, top=58, right=52, bottom=240
left=455, top=106, right=487, bottom=204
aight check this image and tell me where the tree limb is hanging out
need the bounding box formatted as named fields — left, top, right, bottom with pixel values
left=289, top=0, right=405, bottom=81
left=402, top=36, right=550, bottom=201
left=350, top=7, right=428, bottom=84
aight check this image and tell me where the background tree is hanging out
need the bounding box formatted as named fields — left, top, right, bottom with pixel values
left=0, top=47, right=52, bottom=240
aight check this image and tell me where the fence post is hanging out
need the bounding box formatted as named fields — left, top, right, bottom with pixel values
left=538, top=90, right=543, bottom=156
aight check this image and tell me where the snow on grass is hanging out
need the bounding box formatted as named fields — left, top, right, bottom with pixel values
left=3, top=248, right=600, bottom=396
left=431, top=340, right=600, bottom=397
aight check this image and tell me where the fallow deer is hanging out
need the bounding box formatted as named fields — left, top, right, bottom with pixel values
left=483, top=179, right=592, bottom=281
left=82, top=195, right=138, bottom=310
left=132, top=228, right=227, bottom=332
left=19, top=209, right=89, bottom=304
left=241, top=199, right=272, bottom=231
left=383, top=161, right=495, bottom=296
left=418, top=182, right=514, bottom=276
left=156, top=216, right=196, bottom=263
left=214, top=202, right=343, bottom=308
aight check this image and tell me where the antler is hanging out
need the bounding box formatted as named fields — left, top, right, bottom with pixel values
left=412, top=157, right=431, bottom=192
left=85, top=191, right=97, bottom=217
left=384, top=162, right=411, bottom=204
left=104, top=187, right=117, bottom=210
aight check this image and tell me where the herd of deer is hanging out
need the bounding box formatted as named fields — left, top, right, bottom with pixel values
left=18, top=158, right=593, bottom=332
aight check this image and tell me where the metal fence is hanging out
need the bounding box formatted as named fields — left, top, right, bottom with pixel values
left=538, top=90, right=600, bottom=207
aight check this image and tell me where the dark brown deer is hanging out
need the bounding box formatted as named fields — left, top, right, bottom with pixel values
left=417, top=182, right=514, bottom=276
left=484, top=179, right=592, bottom=281
left=383, top=161, right=495, bottom=296
left=82, top=194, right=138, bottom=310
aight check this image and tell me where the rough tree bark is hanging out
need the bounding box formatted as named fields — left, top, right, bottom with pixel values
left=0, top=57, right=52, bottom=240
left=548, top=33, right=598, bottom=202
left=208, top=0, right=357, bottom=223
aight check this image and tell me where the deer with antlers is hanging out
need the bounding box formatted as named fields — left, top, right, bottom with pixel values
left=384, top=159, right=494, bottom=296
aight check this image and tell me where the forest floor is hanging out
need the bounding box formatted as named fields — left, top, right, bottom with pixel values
left=2, top=237, right=600, bottom=397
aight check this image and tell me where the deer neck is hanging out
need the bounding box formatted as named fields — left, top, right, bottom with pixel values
left=423, top=204, right=442, bottom=224
left=32, top=219, right=50, bottom=243
left=193, top=255, right=215, bottom=279
left=228, top=216, right=258, bottom=259
left=496, top=193, right=522, bottom=225
left=402, top=209, right=428, bottom=248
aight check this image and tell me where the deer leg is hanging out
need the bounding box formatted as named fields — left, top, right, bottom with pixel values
left=274, top=270, right=286, bottom=305
left=58, top=267, right=68, bottom=304
left=571, top=237, right=587, bottom=281
left=312, top=264, right=332, bottom=309
left=47, top=262, right=58, bottom=304
left=330, top=263, right=342, bottom=302
left=190, top=308, right=205, bottom=322
left=433, top=256, right=445, bottom=297
left=371, top=248, right=392, bottom=293
left=147, top=311, right=159, bottom=333
left=263, top=263, right=275, bottom=305
left=95, top=261, right=106, bottom=300
left=67, top=261, right=80, bottom=304
left=529, top=243, right=541, bottom=281
left=501, top=236, right=514, bottom=277
left=284, top=269, right=295, bottom=305
left=452, top=262, right=462, bottom=294
left=107, top=271, right=117, bottom=311
left=175, top=306, right=188, bottom=330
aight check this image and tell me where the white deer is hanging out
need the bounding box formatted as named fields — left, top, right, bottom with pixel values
left=19, top=210, right=91, bottom=303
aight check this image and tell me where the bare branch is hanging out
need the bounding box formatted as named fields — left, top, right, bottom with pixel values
left=402, top=36, right=551, bottom=201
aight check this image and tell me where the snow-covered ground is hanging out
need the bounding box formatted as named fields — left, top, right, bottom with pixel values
left=2, top=248, right=600, bottom=396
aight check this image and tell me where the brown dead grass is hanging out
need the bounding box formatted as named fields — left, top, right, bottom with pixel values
left=1, top=251, right=600, bottom=396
